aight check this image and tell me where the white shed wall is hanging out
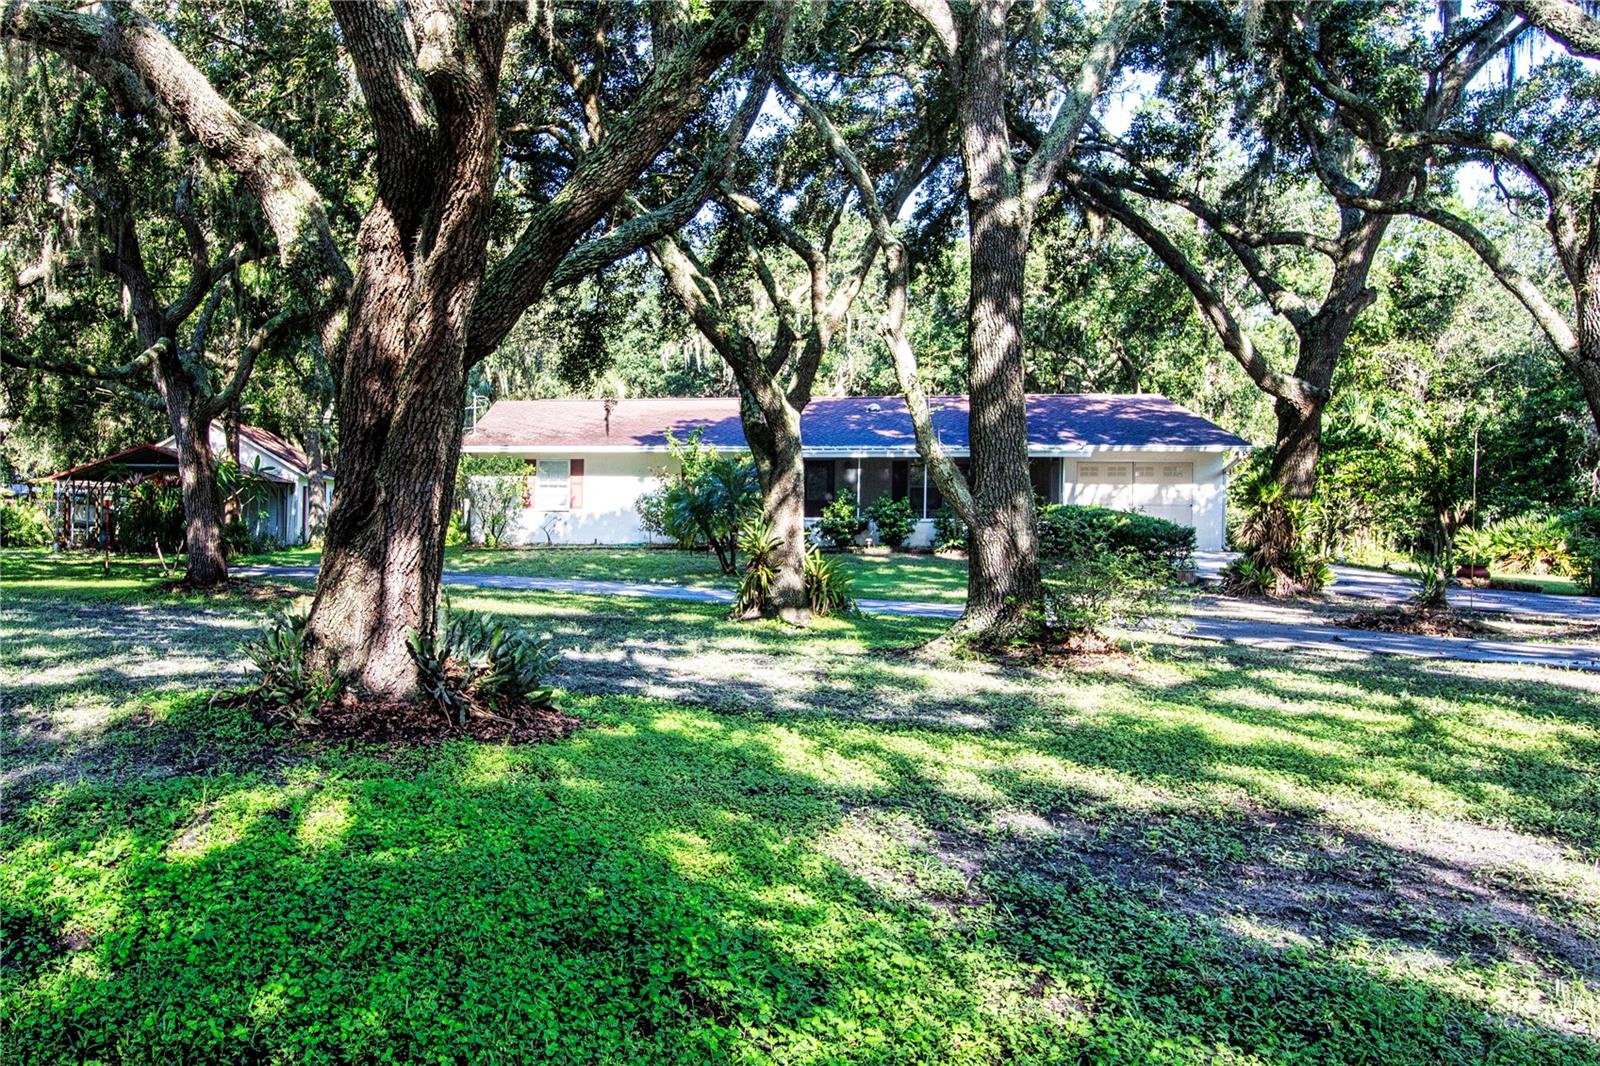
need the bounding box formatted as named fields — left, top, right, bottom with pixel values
left=471, top=451, right=667, bottom=546
left=1064, top=450, right=1229, bottom=551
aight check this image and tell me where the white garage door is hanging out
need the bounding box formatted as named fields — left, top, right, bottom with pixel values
left=1075, top=460, right=1195, bottom=526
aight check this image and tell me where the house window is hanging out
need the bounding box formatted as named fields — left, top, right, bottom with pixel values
left=804, top=461, right=835, bottom=517
left=922, top=458, right=969, bottom=516
left=1029, top=458, right=1061, bottom=504
left=538, top=459, right=571, bottom=510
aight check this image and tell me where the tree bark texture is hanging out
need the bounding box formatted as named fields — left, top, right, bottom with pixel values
left=741, top=401, right=810, bottom=624
left=949, top=0, right=1041, bottom=638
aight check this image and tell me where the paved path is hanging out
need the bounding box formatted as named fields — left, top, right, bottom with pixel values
left=1194, top=551, right=1600, bottom=622
left=238, top=563, right=1600, bottom=672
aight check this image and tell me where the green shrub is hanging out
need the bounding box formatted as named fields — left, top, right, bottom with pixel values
left=407, top=609, right=559, bottom=726
left=1041, top=547, right=1171, bottom=637
left=465, top=475, right=525, bottom=548
left=223, top=519, right=249, bottom=557
left=1226, top=478, right=1328, bottom=596
left=446, top=511, right=468, bottom=547
left=819, top=490, right=867, bottom=548
left=804, top=544, right=855, bottom=615
left=865, top=496, right=916, bottom=549
left=0, top=498, right=53, bottom=547
left=116, top=480, right=184, bottom=554
left=635, top=484, right=673, bottom=543
left=661, top=429, right=759, bottom=571
left=1485, top=512, right=1573, bottom=575
left=1036, top=503, right=1195, bottom=571
left=238, top=609, right=341, bottom=726
left=736, top=516, right=855, bottom=617
left=1562, top=507, right=1600, bottom=594
left=1219, top=556, right=1274, bottom=597
left=932, top=505, right=967, bottom=552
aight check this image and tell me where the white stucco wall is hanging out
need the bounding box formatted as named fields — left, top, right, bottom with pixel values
left=468, top=451, right=668, bottom=546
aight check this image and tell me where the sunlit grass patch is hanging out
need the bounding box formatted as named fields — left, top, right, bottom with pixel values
left=5, top=577, right=1600, bottom=1062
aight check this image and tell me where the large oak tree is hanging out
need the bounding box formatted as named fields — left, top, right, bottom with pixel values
left=3, top=0, right=768, bottom=695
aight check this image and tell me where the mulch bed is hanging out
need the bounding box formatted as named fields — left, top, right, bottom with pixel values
left=235, top=692, right=586, bottom=745
left=157, top=577, right=303, bottom=601
left=977, top=627, right=1139, bottom=668
left=1342, top=605, right=1495, bottom=638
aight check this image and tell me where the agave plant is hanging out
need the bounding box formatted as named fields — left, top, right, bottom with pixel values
left=735, top=516, right=781, bottom=616
left=804, top=544, right=854, bottom=616
left=238, top=608, right=340, bottom=726
left=406, top=607, right=559, bottom=725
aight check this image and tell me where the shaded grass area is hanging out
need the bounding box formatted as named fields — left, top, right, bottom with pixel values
left=4, top=578, right=1600, bottom=1062
left=0, top=549, right=310, bottom=605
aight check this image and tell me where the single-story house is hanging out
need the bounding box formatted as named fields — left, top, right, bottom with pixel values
left=45, top=424, right=326, bottom=547
left=460, top=395, right=1251, bottom=550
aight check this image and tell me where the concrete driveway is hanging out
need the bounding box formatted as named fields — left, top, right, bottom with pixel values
left=1193, top=551, right=1600, bottom=622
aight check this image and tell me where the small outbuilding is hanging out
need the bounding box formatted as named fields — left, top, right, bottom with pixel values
left=44, top=425, right=326, bottom=548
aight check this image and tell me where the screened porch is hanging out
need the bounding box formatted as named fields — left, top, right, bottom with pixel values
left=802, top=457, right=1064, bottom=546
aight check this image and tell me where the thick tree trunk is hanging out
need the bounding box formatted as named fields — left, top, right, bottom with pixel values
left=167, top=394, right=228, bottom=587
left=745, top=407, right=810, bottom=624
left=949, top=0, right=1041, bottom=641
left=1268, top=394, right=1324, bottom=500
left=1254, top=319, right=1345, bottom=596
left=307, top=381, right=463, bottom=698
left=960, top=200, right=1041, bottom=635
left=304, top=196, right=482, bottom=698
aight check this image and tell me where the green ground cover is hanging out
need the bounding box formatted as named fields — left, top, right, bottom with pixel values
left=3, top=553, right=1598, bottom=1063
left=234, top=543, right=973, bottom=605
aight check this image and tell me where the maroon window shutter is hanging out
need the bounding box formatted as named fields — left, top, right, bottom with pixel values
left=569, top=459, right=584, bottom=510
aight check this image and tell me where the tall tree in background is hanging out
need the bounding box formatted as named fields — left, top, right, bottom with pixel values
left=889, top=0, right=1145, bottom=639
left=3, top=0, right=767, bottom=696
left=1066, top=2, right=1520, bottom=592
left=1320, top=0, right=1600, bottom=441
left=1, top=59, right=296, bottom=586
left=644, top=9, right=937, bottom=624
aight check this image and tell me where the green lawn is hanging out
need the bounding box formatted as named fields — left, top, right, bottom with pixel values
left=4, top=551, right=1599, bottom=1063
left=239, top=543, right=973, bottom=605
